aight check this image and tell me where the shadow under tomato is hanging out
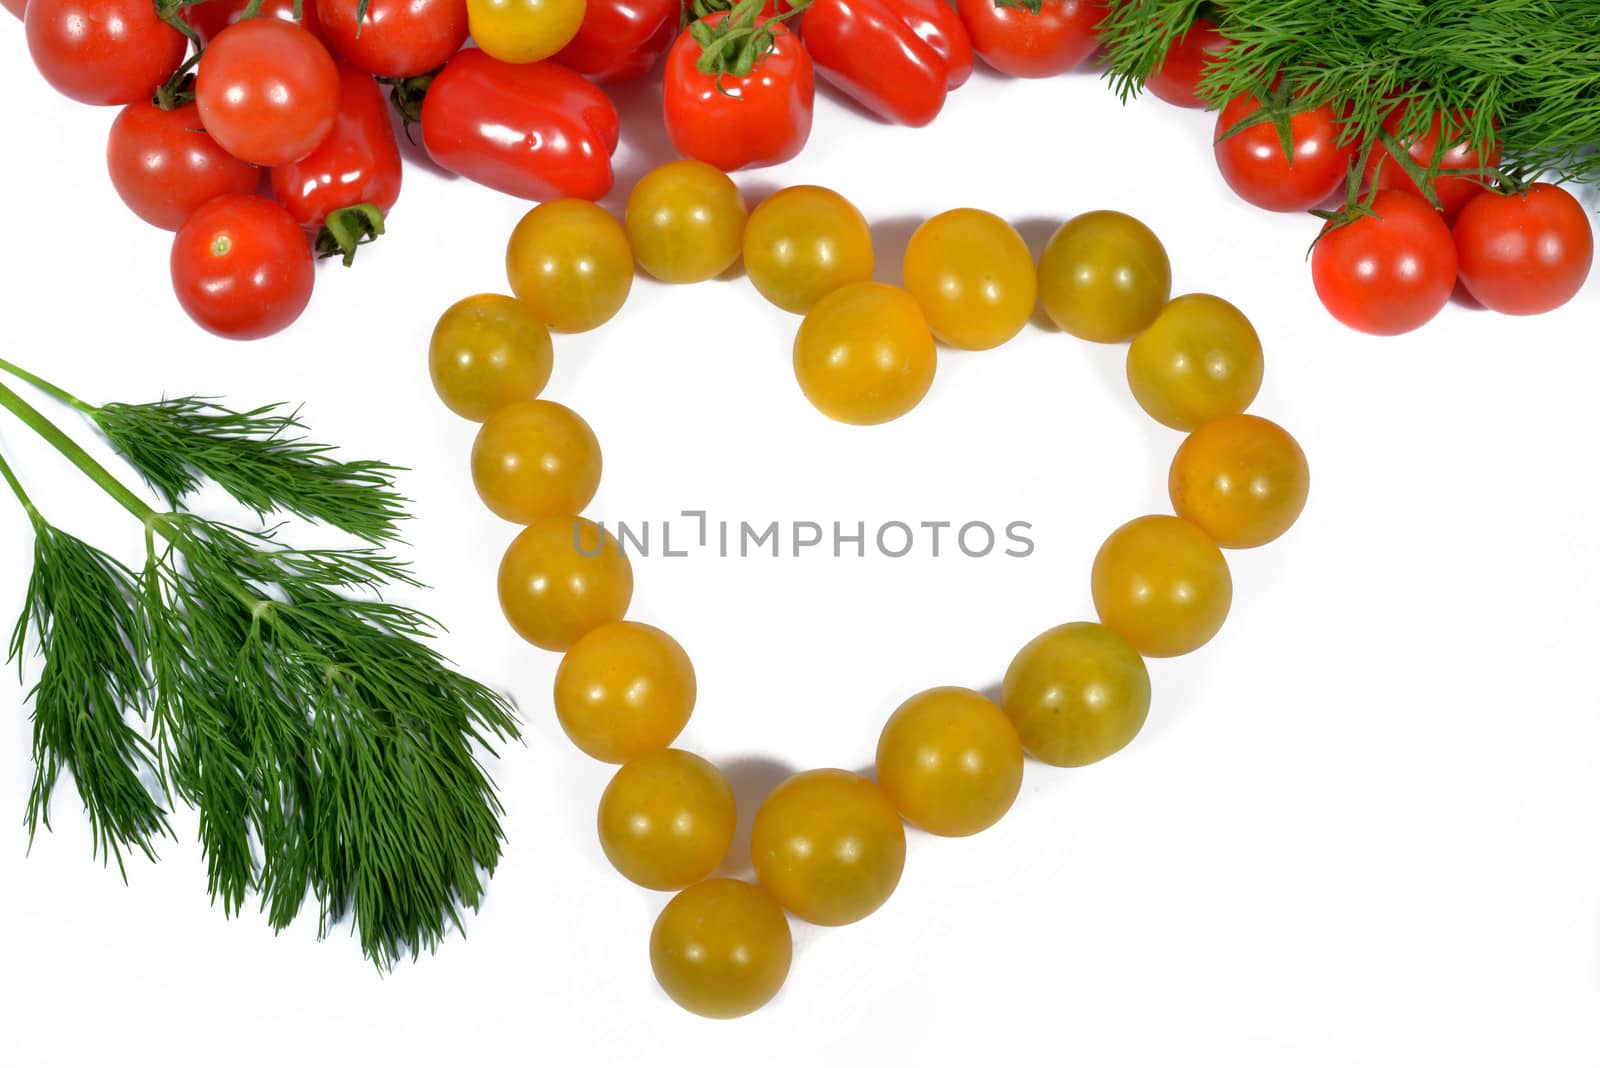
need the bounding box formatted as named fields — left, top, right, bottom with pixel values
left=714, top=755, right=798, bottom=879
left=1013, top=215, right=1061, bottom=333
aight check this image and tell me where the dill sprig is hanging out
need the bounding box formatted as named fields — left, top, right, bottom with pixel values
left=1099, top=0, right=1600, bottom=187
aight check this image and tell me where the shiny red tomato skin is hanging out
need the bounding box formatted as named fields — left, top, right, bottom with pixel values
left=956, top=0, right=1103, bottom=79
left=802, top=0, right=971, bottom=126
left=314, top=0, right=468, bottom=78
left=555, top=0, right=678, bottom=83
left=25, top=0, right=188, bottom=106
left=422, top=50, right=619, bottom=200
left=664, top=15, right=814, bottom=171
left=1214, top=92, right=1355, bottom=212
left=171, top=194, right=315, bottom=340
left=1312, top=190, right=1458, bottom=336
left=183, top=0, right=322, bottom=44
left=1145, top=16, right=1230, bottom=108
left=4, top=0, right=26, bottom=19
left=1453, top=183, right=1594, bottom=316
left=1365, top=107, right=1500, bottom=221
left=107, top=101, right=262, bottom=232
left=197, top=20, right=341, bottom=166
left=271, top=66, right=403, bottom=229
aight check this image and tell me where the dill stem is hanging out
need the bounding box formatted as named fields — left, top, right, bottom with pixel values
left=0, top=447, right=41, bottom=524
left=0, top=380, right=154, bottom=524
left=0, top=358, right=97, bottom=415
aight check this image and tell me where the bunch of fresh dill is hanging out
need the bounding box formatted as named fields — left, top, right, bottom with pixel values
left=0, top=357, right=517, bottom=969
left=1098, top=0, right=1600, bottom=188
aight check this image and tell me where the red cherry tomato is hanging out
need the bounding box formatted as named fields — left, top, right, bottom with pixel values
left=4, top=0, right=27, bottom=19
left=663, top=14, right=814, bottom=171
left=197, top=20, right=341, bottom=167
left=956, top=0, right=1103, bottom=79
left=1453, top=183, right=1594, bottom=316
left=182, top=0, right=322, bottom=45
left=171, top=195, right=315, bottom=340
left=315, top=0, right=469, bottom=78
left=1365, top=106, right=1500, bottom=221
left=421, top=50, right=620, bottom=201
left=1214, top=90, right=1355, bottom=212
left=271, top=66, right=403, bottom=230
left=555, top=0, right=678, bottom=83
left=1145, top=16, right=1230, bottom=109
left=1311, top=190, right=1458, bottom=336
left=25, top=0, right=187, bottom=106
left=802, top=0, right=972, bottom=126
left=106, top=101, right=262, bottom=232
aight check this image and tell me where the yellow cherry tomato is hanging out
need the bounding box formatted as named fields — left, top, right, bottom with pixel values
left=1037, top=210, right=1171, bottom=342
left=471, top=400, right=601, bottom=524
left=1128, top=294, right=1265, bottom=430
left=751, top=768, right=906, bottom=926
left=875, top=686, right=1023, bottom=836
left=651, top=879, right=792, bottom=1019
left=429, top=294, right=553, bottom=422
left=1091, top=515, right=1232, bottom=658
left=902, top=208, right=1037, bottom=350
left=599, top=749, right=736, bottom=890
left=553, top=621, right=696, bottom=763
left=506, top=199, right=633, bottom=334
left=498, top=516, right=633, bottom=651
left=626, top=160, right=747, bottom=284
left=467, top=0, right=584, bottom=64
left=1001, top=622, right=1151, bottom=767
left=1169, top=414, right=1310, bottom=549
left=744, top=185, right=874, bottom=314
left=793, top=282, right=937, bottom=425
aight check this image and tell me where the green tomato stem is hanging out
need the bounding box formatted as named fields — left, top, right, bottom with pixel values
left=0, top=379, right=155, bottom=525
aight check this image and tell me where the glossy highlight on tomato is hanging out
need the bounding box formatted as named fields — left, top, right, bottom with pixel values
left=183, top=0, right=322, bottom=45
left=315, top=0, right=469, bottom=77
left=468, top=0, right=585, bottom=64
left=957, top=0, right=1103, bottom=79
left=271, top=65, right=403, bottom=230
left=1366, top=106, right=1500, bottom=220
left=1214, top=91, right=1355, bottom=213
left=170, top=195, right=315, bottom=340
left=1453, top=183, right=1594, bottom=316
left=107, top=101, right=262, bottom=232
left=197, top=19, right=342, bottom=167
left=556, top=0, right=677, bottom=82
left=1311, top=190, right=1457, bottom=336
left=26, top=0, right=188, bottom=106
left=802, top=0, right=973, bottom=127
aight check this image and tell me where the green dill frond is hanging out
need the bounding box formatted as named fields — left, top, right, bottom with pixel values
left=94, top=397, right=408, bottom=544
left=10, top=521, right=169, bottom=876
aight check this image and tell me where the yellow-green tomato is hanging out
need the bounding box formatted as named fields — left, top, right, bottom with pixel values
left=554, top=621, right=696, bottom=763
left=744, top=185, right=874, bottom=314
left=1169, top=414, right=1310, bottom=548
left=1038, top=210, right=1172, bottom=342
left=506, top=198, right=633, bottom=333
left=429, top=294, right=553, bottom=422
left=793, top=282, right=937, bottom=425
left=626, top=160, right=747, bottom=284
left=1002, top=622, right=1151, bottom=767
left=875, top=686, right=1023, bottom=836
left=902, top=208, right=1037, bottom=350
left=498, top=516, right=633, bottom=651
left=599, top=749, right=736, bottom=890
left=1127, top=294, right=1264, bottom=430
left=751, top=768, right=906, bottom=926
left=1091, top=515, right=1231, bottom=658
left=471, top=400, right=601, bottom=524
left=651, top=879, right=793, bottom=1019
left=467, top=0, right=584, bottom=64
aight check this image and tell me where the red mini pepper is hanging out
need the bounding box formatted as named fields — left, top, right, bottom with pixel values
left=801, top=0, right=972, bottom=127
left=555, top=0, right=679, bottom=83
left=663, top=9, right=814, bottom=172
left=421, top=49, right=620, bottom=201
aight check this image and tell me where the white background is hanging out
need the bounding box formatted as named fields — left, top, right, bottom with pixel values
left=2, top=18, right=1598, bottom=1068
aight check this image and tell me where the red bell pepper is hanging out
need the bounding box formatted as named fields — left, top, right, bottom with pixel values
left=801, top=0, right=973, bottom=127
left=663, top=9, right=814, bottom=172
left=421, top=49, right=620, bottom=201
left=555, top=0, right=679, bottom=83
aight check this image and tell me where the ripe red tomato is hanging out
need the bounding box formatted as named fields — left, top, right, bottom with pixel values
left=1365, top=106, right=1500, bottom=220
left=171, top=194, right=315, bottom=340
left=956, top=0, right=1103, bottom=79
left=1453, top=183, right=1594, bottom=316
left=271, top=66, right=403, bottom=230
left=1145, top=16, right=1230, bottom=108
left=25, top=0, right=188, bottom=106
left=1311, top=190, right=1458, bottom=336
left=106, top=101, right=262, bottom=232
left=4, top=0, right=27, bottom=19
left=555, top=0, right=680, bottom=83
left=1214, top=90, right=1355, bottom=212
left=182, top=0, right=323, bottom=45
left=315, top=0, right=469, bottom=78
left=664, top=14, right=814, bottom=171
left=802, top=0, right=972, bottom=126
left=196, top=20, right=341, bottom=167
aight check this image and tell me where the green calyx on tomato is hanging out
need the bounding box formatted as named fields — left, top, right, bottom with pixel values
left=315, top=203, right=388, bottom=266
left=1216, top=80, right=1333, bottom=167
left=376, top=69, right=440, bottom=135
left=689, top=0, right=806, bottom=78
left=993, top=0, right=1045, bottom=16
